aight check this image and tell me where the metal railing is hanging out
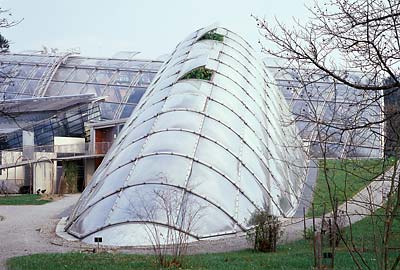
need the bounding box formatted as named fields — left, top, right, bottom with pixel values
left=1, top=142, right=113, bottom=159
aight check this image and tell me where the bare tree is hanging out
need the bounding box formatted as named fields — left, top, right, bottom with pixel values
left=124, top=178, right=206, bottom=268
left=255, top=0, right=400, bottom=269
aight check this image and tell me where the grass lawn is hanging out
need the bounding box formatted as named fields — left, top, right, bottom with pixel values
left=6, top=209, right=400, bottom=270
left=0, top=194, right=52, bottom=205
left=309, top=158, right=395, bottom=217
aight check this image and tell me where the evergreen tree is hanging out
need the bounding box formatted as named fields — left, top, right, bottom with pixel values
left=0, top=34, right=9, bottom=53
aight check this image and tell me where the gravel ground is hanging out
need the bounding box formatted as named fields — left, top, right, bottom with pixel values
left=0, top=194, right=81, bottom=270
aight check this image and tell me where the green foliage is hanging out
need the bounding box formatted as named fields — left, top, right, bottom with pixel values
left=200, top=30, right=224, bottom=42
left=310, top=158, right=395, bottom=217
left=180, top=66, right=213, bottom=81
left=0, top=194, right=51, bottom=205
left=63, top=161, right=79, bottom=193
left=247, top=210, right=281, bottom=252
left=6, top=212, right=400, bottom=270
left=343, top=207, right=400, bottom=250
left=0, top=34, right=9, bottom=53
left=304, top=227, right=314, bottom=240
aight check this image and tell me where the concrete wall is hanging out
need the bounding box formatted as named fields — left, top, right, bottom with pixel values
left=0, top=151, right=25, bottom=191
left=33, top=152, right=57, bottom=194
left=84, top=158, right=96, bottom=186
left=54, top=136, right=85, bottom=153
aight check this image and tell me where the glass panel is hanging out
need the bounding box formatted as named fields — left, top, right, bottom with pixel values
left=22, top=80, right=38, bottom=95
left=32, top=66, right=48, bottom=79
left=142, top=130, right=198, bottom=156
left=69, top=194, right=118, bottom=236
left=67, top=68, right=93, bottom=83
left=120, top=104, right=135, bottom=119
left=136, top=72, right=156, bottom=86
left=103, top=86, right=122, bottom=102
left=52, top=67, right=74, bottom=81
left=127, top=87, right=146, bottom=104
left=5, top=78, right=25, bottom=94
left=15, top=65, right=34, bottom=78
left=100, top=102, right=118, bottom=119
left=61, top=82, right=84, bottom=95
left=112, top=70, right=138, bottom=86
left=90, top=69, right=116, bottom=84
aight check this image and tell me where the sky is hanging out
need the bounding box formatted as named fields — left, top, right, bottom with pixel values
left=0, top=0, right=311, bottom=59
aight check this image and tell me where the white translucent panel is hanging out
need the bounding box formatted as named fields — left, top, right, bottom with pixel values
left=211, top=87, right=247, bottom=116
left=153, top=111, right=204, bottom=131
left=206, top=101, right=244, bottom=136
left=192, top=199, right=236, bottom=236
left=242, top=126, right=266, bottom=159
left=188, top=41, right=215, bottom=59
left=163, top=93, right=207, bottom=112
left=138, top=87, right=170, bottom=107
left=142, top=131, right=198, bottom=156
left=201, top=117, right=242, bottom=157
left=82, top=223, right=197, bottom=246
left=126, top=155, right=191, bottom=186
left=195, top=24, right=218, bottom=41
left=196, top=138, right=239, bottom=182
left=237, top=195, right=257, bottom=226
left=241, top=143, right=268, bottom=186
left=108, top=185, right=185, bottom=226
left=133, top=101, right=164, bottom=123
left=239, top=166, right=269, bottom=208
left=119, top=119, right=156, bottom=148
left=171, top=81, right=212, bottom=97
left=69, top=194, right=118, bottom=237
left=88, top=164, right=133, bottom=204
left=188, top=162, right=237, bottom=216
left=221, top=46, right=260, bottom=78
left=177, top=56, right=209, bottom=79
left=213, top=74, right=264, bottom=113
left=106, top=140, right=145, bottom=172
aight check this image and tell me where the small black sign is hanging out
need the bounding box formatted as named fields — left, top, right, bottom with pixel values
left=94, top=237, right=103, bottom=243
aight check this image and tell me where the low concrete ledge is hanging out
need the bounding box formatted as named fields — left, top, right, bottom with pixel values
left=56, top=217, right=79, bottom=242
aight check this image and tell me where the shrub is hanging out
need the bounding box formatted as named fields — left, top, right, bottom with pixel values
left=247, top=210, right=281, bottom=252
left=180, top=66, right=213, bottom=81
left=200, top=31, right=224, bottom=42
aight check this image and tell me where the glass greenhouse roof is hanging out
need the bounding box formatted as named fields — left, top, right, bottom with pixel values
left=0, top=53, right=163, bottom=120
left=266, top=66, right=383, bottom=158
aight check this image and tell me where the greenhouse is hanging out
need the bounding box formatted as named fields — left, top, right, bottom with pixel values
left=64, top=26, right=309, bottom=245
left=0, top=52, right=162, bottom=148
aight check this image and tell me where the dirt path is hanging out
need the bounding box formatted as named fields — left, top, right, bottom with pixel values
left=0, top=194, right=80, bottom=270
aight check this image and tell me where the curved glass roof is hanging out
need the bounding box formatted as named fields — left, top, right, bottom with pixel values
left=0, top=53, right=163, bottom=120
left=65, top=26, right=308, bottom=246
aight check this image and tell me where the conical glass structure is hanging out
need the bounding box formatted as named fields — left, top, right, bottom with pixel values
left=65, top=26, right=308, bottom=246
